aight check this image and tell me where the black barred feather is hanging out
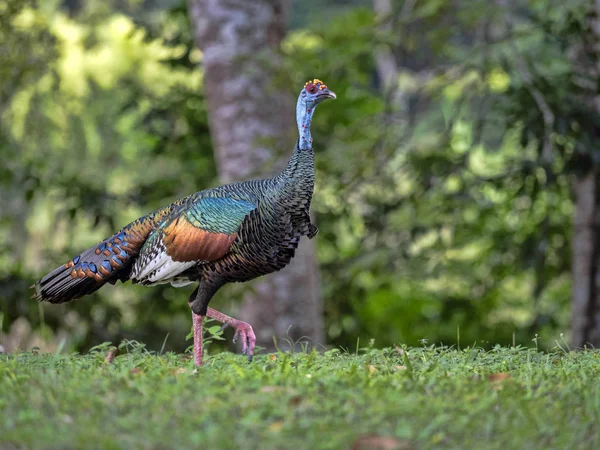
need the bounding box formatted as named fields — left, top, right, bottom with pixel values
left=34, top=264, right=103, bottom=304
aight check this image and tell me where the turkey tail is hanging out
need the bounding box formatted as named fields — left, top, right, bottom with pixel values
left=33, top=229, right=139, bottom=304
left=33, top=201, right=187, bottom=303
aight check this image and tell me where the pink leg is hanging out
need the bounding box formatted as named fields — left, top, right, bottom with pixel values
left=192, top=313, right=204, bottom=366
left=207, top=307, right=257, bottom=361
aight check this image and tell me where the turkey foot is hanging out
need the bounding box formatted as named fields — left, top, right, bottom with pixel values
left=207, top=307, right=256, bottom=362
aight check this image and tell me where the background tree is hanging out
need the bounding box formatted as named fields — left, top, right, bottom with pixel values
left=187, top=0, right=324, bottom=350
left=570, top=0, right=600, bottom=347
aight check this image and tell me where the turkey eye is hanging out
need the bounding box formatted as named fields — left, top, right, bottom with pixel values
left=306, top=85, right=317, bottom=94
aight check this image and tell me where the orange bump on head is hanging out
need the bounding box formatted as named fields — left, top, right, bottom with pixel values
left=305, top=78, right=324, bottom=86
left=304, top=79, right=328, bottom=94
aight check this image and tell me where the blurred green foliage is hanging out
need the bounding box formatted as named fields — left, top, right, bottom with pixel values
left=0, top=0, right=588, bottom=353
left=1, top=0, right=212, bottom=351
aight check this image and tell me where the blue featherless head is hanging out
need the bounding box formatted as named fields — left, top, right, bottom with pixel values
left=297, top=78, right=336, bottom=109
left=296, top=79, right=335, bottom=149
left=299, top=79, right=336, bottom=106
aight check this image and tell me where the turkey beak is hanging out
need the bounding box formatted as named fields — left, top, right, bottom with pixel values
left=326, top=90, right=336, bottom=99
left=321, top=89, right=336, bottom=100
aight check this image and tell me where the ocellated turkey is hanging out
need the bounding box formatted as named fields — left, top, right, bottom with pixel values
left=33, top=79, right=336, bottom=365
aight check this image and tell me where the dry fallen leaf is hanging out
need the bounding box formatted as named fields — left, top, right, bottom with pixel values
left=368, top=365, right=377, bottom=375
left=61, top=414, right=74, bottom=425
left=289, top=395, right=302, bottom=406
left=488, top=373, right=512, bottom=390
left=269, top=354, right=277, bottom=361
left=394, top=365, right=407, bottom=371
left=488, top=372, right=511, bottom=383
left=352, top=435, right=411, bottom=450
left=104, top=348, right=118, bottom=364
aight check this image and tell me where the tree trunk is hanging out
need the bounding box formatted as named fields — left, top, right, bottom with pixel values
left=570, top=0, right=600, bottom=348
left=188, top=0, right=324, bottom=350
left=571, top=169, right=600, bottom=348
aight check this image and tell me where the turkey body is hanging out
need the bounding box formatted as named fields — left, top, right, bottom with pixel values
left=33, top=79, right=334, bottom=365
left=34, top=142, right=315, bottom=317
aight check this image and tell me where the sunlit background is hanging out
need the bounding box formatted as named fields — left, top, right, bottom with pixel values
left=2, top=0, right=587, bottom=354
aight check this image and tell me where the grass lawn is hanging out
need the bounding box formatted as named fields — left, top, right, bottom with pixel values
left=1, top=342, right=599, bottom=449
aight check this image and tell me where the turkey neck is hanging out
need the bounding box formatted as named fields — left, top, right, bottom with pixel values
left=275, top=98, right=317, bottom=203
left=277, top=140, right=314, bottom=185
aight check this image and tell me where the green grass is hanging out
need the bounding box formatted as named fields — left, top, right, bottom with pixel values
left=1, top=342, right=600, bottom=449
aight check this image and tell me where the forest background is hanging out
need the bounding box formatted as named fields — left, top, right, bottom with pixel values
left=2, top=0, right=598, bottom=355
